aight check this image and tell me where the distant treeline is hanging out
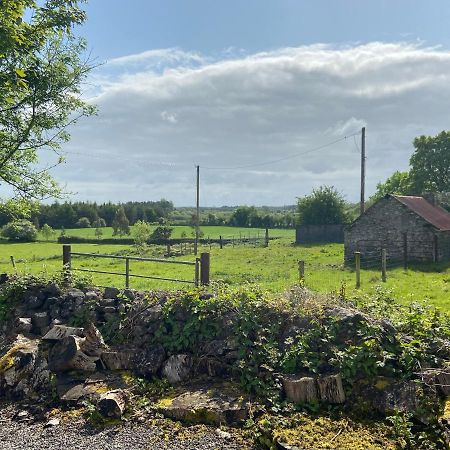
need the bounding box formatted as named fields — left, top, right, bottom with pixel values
left=0, top=200, right=174, bottom=229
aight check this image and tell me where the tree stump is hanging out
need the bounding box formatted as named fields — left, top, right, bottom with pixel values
left=282, top=376, right=318, bottom=403
left=317, top=374, right=345, bottom=404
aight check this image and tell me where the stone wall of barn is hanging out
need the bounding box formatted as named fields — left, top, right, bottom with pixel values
left=344, top=196, right=440, bottom=265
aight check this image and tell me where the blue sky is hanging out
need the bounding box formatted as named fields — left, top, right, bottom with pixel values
left=82, top=0, right=450, bottom=59
left=49, top=1, right=450, bottom=206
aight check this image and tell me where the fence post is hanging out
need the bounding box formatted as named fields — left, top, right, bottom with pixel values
left=62, top=245, right=72, bottom=286
left=195, top=258, right=200, bottom=287
left=355, top=251, right=361, bottom=288
left=200, top=252, right=210, bottom=286
left=381, top=248, right=387, bottom=282
left=298, top=260, right=305, bottom=282
left=265, top=228, right=269, bottom=247
left=433, top=235, right=439, bottom=263
left=403, top=233, right=408, bottom=270
left=125, top=257, right=130, bottom=289
left=219, top=235, right=223, bottom=249
left=63, top=245, right=71, bottom=269
left=10, top=256, right=17, bottom=273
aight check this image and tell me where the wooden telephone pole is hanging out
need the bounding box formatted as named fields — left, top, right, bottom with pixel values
left=194, top=165, right=200, bottom=255
left=360, top=127, right=366, bottom=216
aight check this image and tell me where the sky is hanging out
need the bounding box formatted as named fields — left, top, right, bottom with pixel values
left=47, top=0, right=450, bottom=206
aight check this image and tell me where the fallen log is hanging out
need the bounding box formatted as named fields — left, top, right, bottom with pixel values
left=98, top=390, right=127, bottom=418
left=48, top=323, right=106, bottom=372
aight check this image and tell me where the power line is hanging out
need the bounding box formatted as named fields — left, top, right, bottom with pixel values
left=201, top=131, right=361, bottom=170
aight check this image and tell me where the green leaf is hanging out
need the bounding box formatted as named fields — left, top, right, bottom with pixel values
left=15, top=68, right=26, bottom=78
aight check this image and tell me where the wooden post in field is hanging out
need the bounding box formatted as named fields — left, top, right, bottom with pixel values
left=125, top=257, right=130, bottom=289
left=355, top=251, right=361, bottom=289
left=195, top=258, right=200, bottom=287
left=10, top=256, right=17, bottom=273
left=298, top=260, right=305, bottom=282
left=381, top=249, right=387, bottom=282
left=62, top=245, right=72, bottom=285
left=265, top=228, right=269, bottom=247
left=219, top=235, right=223, bottom=249
left=63, top=245, right=71, bottom=269
left=200, top=252, right=210, bottom=286
left=402, top=233, right=408, bottom=270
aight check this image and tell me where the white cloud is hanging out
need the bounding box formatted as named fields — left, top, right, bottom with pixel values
left=55, top=42, right=450, bottom=205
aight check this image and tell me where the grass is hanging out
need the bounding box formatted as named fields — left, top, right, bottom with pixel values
left=1, top=227, right=449, bottom=310
left=47, top=225, right=294, bottom=240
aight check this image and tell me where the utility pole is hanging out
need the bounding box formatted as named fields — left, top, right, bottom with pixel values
left=360, top=127, right=366, bottom=216
left=194, top=165, right=200, bottom=255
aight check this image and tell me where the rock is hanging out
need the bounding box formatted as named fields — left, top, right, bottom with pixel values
left=434, top=370, right=450, bottom=397
left=15, top=318, right=32, bottom=334
left=101, top=351, right=133, bottom=371
left=145, top=304, right=163, bottom=322
left=196, top=358, right=231, bottom=378
left=103, top=306, right=117, bottom=314
left=282, top=376, right=318, bottom=403
left=43, top=283, right=62, bottom=297
left=134, top=345, right=165, bottom=377
left=27, top=296, right=44, bottom=310
left=215, top=429, right=231, bottom=439
left=85, top=290, right=99, bottom=301
left=44, top=418, right=60, bottom=428
left=317, top=374, right=345, bottom=404
left=65, top=288, right=85, bottom=302
left=104, top=287, right=120, bottom=299
left=202, top=339, right=234, bottom=357
left=99, top=298, right=116, bottom=308
left=162, top=354, right=193, bottom=384
left=31, top=312, right=49, bottom=331
left=158, top=383, right=249, bottom=425
left=0, top=336, right=50, bottom=400
left=56, top=373, right=110, bottom=402
left=42, top=325, right=84, bottom=341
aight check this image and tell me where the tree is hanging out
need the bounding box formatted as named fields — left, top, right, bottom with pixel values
left=133, top=220, right=152, bottom=252
left=94, top=227, right=103, bottom=240
left=297, top=186, right=347, bottom=225
left=1, top=219, right=37, bottom=241
left=92, top=218, right=106, bottom=228
left=150, top=225, right=173, bottom=240
left=371, top=171, right=413, bottom=202
left=409, top=131, right=450, bottom=193
left=76, top=217, right=91, bottom=228
left=41, top=223, right=54, bottom=241
left=112, top=207, right=130, bottom=236
left=0, top=0, right=95, bottom=204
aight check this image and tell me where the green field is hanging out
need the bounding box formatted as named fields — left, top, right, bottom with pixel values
left=1, top=226, right=449, bottom=310
left=51, top=225, right=293, bottom=240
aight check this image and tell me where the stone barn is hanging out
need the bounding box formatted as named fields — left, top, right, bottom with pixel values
left=344, top=194, right=450, bottom=265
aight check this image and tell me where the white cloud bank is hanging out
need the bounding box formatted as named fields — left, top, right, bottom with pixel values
left=55, top=42, right=450, bottom=205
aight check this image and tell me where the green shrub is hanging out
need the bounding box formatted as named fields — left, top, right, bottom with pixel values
left=76, top=217, right=91, bottom=228
left=1, top=220, right=38, bottom=242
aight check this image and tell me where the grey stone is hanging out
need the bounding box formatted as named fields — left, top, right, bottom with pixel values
left=99, top=298, right=116, bottom=308
left=162, top=354, right=193, bottom=384
left=103, top=306, right=117, bottom=314
left=15, top=318, right=32, bottom=334
left=134, top=345, right=165, bottom=377
left=27, top=296, right=44, bottom=310
left=158, top=383, right=249, bottom=425
left=101, top=351, right=133, bottom=371
left=202, top=340, right=230, bottom=357
left=43, top=283, right=62, bottom=297
left=65, top=288, right=85, bottom=302
left=145, top=304, right=163, bottom=322
left=31, top=312, right=49, bottom=330
left=104, top=287, right=120, bottom=299
left=42, top=325, right=84, bottom=341
left=85, top=290, right=99, bottom=301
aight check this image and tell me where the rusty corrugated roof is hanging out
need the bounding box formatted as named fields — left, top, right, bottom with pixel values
left=393, top=195, right=450, bottom=231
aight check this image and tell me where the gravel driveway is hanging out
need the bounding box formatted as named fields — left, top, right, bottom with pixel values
left=0, top=404, right=257, bottom=450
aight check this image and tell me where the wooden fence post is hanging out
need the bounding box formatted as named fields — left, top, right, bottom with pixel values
left=355, top=251, right=361, bottom=288
left=195, top=258, right=200, bottom=287
left=219, top=235, right=223, bottom=249
left=200, top=252, right=210, bottom=286
left=125, top=257, right=130, bottom=289
left=63, top=245, right=71, bottom=269
left=10, top=256, right=17, bottom=273
left=265, top=228, right=269, bottom=247
left=403, top=233, right=408, bottom=270
left=298, top=260, right=305, bottom=282
left=433, top=235, right=439, bottom=263
left=381, top=248, right=387, bottom=282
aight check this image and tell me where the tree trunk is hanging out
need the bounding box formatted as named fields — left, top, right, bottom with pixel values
left=98, top=390, right=127, bottom=418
